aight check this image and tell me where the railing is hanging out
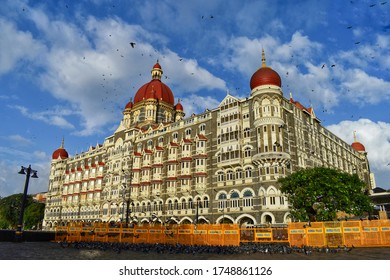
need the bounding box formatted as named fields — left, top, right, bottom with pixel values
left=55, top=222, right=240, bottom=246
left=55, top=220, right=390, bottom=248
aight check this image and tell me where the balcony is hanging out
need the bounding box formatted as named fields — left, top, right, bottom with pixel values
left=252, top=151, right=290, bottom=166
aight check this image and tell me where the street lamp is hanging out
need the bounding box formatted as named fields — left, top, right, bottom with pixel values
left=16, top=165, right=38, bottom=242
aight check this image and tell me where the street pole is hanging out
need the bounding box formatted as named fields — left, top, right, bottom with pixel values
left=16, top=165, right=38, bottom=242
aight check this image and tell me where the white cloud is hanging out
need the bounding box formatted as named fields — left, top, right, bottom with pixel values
left=341, top=69, right=390, bottom=104
left=7, top=134, right=33, bottom=146
left=180, top=94, right=221, bottom=116
left=0, top=18, right=46, bottom=74
left=10, top=105, right=75, bottom=129
left=327, top=119, right=390, bottom=188
left=0, top=8, right=226, bottom=136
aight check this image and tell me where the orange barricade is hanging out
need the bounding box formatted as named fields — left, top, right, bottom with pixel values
left=193, top=224, right=208, bottom=245
left=55, top=226, right=68, bottom=242
left=288, top=222, right=307, bottom=247
left=223, top=224, right=240, bottom=246
left=55, top=220, right=390, bottom=247
left=94, top=227, right=108, bottom=242
left=177, top=224, right=193, bottom=245
left=306, top=222, right=326, bottom=247
left=342, top=220, right=362, bottom=247
left=379, top=219, right=390, bottom=245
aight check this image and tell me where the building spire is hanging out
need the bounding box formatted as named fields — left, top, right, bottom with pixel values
left=261, top=48, right=267, bottom=67
left=60, top=137, right=64, bottom=148
left=353, top=131, right=357, bottom=142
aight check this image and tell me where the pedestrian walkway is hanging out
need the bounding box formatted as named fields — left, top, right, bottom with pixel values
left=1, top=241, right=390, bottom=260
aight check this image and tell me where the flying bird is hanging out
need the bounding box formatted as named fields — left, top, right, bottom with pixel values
left=369, top=4, right=376, bottom=7
left=321, top=64, right=325, bottom=69
left=355, top=41, right=361, bottom=44
left=347, top=26, right=352, bottom=29
left=331, top=64, right=336, bottom=67
left=129, top=42, right=136, bottom=48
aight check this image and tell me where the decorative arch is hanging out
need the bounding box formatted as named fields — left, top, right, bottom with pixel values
left=216, top=214, right=234, bottom=224
left=236, top=214, right=257, bottom=226
left=261, top=212, right=275, bottom=224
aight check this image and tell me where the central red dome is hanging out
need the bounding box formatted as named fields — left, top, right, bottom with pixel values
left=134, top=79, right=175, bottom=105
left=133, top=63, right=175, bottom=105
left=250, top=49, right=281, bottom=90
left=250, top=66, right=281, bottom=89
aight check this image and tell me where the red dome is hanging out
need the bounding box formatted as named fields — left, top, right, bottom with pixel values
left=52, top=147, right=69, bottom=160
left=125, top=100, right=133, bottom=109
left=351, top=142, right=366, bottom=152
left=134, top=79, right=174, bottom=105
left=250, top=66, right=281, bottom=89
left=175, top=101, right=184, bottom=111
left=153, top=62, right=161, bottom=69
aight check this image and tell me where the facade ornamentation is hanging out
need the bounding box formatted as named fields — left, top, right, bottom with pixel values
left=43, top=51, right=372, bottom=229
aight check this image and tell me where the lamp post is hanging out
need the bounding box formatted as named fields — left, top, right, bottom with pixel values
left=16, top=165, right=38, bottom=242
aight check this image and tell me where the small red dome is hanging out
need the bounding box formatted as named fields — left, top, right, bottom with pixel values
left=250, top=66, right=281, bottom=89
left=175, top=101, right=184, bottom=111
left=153, top=62, right=161, bottom=69
left=52, top=147, right=69, bottom=160
left=134, top=79, right=174, bottom=105
left=125, top=100, right=133, bottom=109
left=351, top=142, right=366, bottom=152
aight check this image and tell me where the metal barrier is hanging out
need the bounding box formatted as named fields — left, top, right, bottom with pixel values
left=288, top=220, right=390, bottom=247
left=55, top=222, right=240, bottom=246
left=55, top=220, right=390, bottom=247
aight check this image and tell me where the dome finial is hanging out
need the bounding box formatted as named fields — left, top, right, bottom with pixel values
left=61, top=137, right=64, bottom=148
left=261, top=48, right=267, bottom=67
left=151, top=61, right=163, bottom=80
left=353, top=130, right=357, bottom=142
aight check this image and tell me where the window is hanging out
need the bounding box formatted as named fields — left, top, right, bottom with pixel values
left=244, top=147, right=251, bottom=157
left=199, top=124, right=206, bottom=134
left=217, top=171, right=224, bottom=182
left=227, top=170, right=234, bottom=180
left=173, top=132, right=178, bottom=142
left=230, top=191, right=240, bottom=208
left=243, top=127, right=250, bottom=138
left=245, top=167, right=252, bottom=178
left=203, top=197, right=209, bottom=208
left=243, top=190, right=253, bottom=207
left=218, top=193, right=227, bottom=209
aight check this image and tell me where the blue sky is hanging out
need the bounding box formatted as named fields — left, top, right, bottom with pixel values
left=0, top=0, right=389, bottom=197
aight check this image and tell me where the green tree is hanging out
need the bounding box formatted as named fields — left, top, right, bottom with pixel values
left=278, top=167, right=373, bottom=222
left=0, top=194, right=23, bottom=228
left=24, top=202, right=45, bottom=229
left=0, top=194, right=45, bottom=229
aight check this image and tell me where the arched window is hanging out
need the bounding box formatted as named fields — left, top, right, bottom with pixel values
left=196, top=197, right=202, bottom=208
left=199, top=124, right=206, bottom=134
left=218, top=193, right=227, bottom=209
left=226, top=170, right=234, bottom=181
left=245, top=167, right=253, bottom=178
left=243, top=190, right=253, bottom=207
left=172, top=132, right=178, bottom=142
left=244, top=147, right=252, bottom=157
left=203, top=197, right=209, bottom=208
left=230, top=191, right=240, bottom=208
left=147, top=140, right=153, bottom=149
left=188, top=198, right=194, bottom=209
left=243, top=127, right=250, bottom=138
left=217, top=171, right=224, bottom=182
